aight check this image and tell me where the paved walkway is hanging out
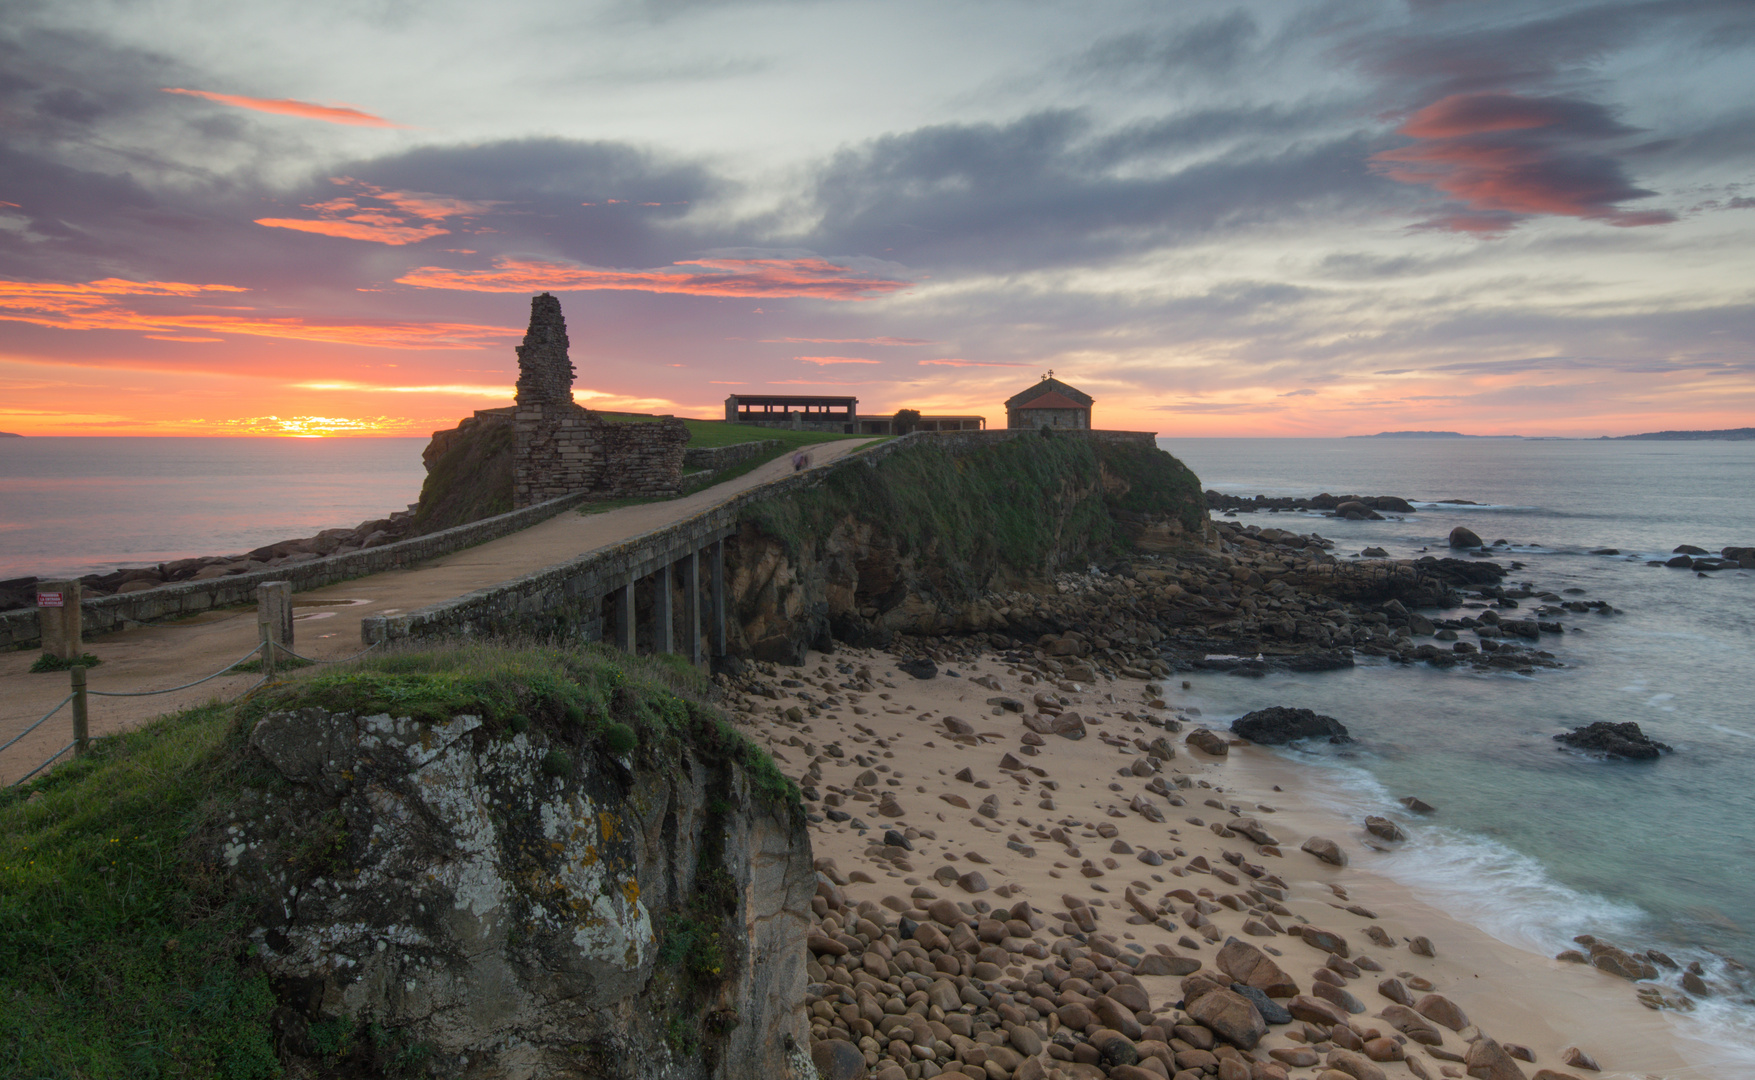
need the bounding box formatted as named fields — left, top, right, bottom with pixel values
left=0, top=439, right=875, bottom=784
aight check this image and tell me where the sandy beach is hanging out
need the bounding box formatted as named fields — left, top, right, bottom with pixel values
left=725, top=644, right=1734, bottom=1080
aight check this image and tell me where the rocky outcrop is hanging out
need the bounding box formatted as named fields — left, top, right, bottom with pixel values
left=225, top=700, right=815, bottom=1079
left=722, top=434, right=1206, bottom=664
left=1554, top=721, right=1672, bottom=760
left=1205, top=491, right=1416, bottom=515
left=1230, top=706, right=1350, bottom=745
left=414, top=408, right=516, bottom=533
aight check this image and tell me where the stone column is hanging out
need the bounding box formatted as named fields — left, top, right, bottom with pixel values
left=617, top=581, right=636, bottom=652
left=680, top=548, right=701, bottom=667
left=36, top=580, right=82, bottom=660
left=654, top=562, right=673, bottom=654
left=710, top=537, right=727, bottom=659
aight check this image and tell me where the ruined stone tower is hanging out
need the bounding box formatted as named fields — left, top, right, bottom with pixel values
left=508, top=293, right=689, bottom=508
left=515, top=293, right=576, bottom=406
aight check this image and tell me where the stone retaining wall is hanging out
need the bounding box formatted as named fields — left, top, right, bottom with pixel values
left=683, top=439, right=782, bottom=472
left=0, top=490, right=596, bottom=652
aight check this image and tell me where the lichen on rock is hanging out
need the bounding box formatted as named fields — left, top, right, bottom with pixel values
left=224, top=646, right=816, bottom=1078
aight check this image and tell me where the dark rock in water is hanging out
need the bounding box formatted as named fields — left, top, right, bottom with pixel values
left=1231, top=706, right=1350, bottom=745
left=1589, top=548, right=1621, bottom=555
left=1673, top=544, right=1708, bottom=555
left=1665, top=554, right=1694, bottom=569
left=1449, top=526, right=1483, bottom=548
left=1335, top=501, right=1385, bottom=521
left=1554, top=721, right=1672, bottom=760
left=897, top=657, right=938, bottom=680
left=1400, top=796, right=1436, bottom=814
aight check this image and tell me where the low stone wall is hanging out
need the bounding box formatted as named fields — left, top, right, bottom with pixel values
left=513, top=404, right=689, bottom=507
left=0, top=490, right=597, bottom=652
left=361, top=427, right=1159, bottom=646
left=683, top=439, right=782, bottom=472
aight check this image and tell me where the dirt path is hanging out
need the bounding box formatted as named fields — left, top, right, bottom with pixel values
left=0, top=439, right=875, bottom=784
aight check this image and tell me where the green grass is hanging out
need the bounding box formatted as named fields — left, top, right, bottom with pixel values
left=0, top=641, right=797, bottom=1079
left=29, top=652, right=101, bottom=673
left=742, top=431, right=1205, bottom=585
left=0, top=701, right=281, bottom=1079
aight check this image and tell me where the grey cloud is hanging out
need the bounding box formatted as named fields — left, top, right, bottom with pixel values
left=797, top=110, right=1391, bottom=272
left=1078, top=12, right=1261, bottom=77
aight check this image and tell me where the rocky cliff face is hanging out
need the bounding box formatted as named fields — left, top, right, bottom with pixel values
left=722, top=434, right=1207, bottom=664
left=223, top=687, right=815, bottom=1079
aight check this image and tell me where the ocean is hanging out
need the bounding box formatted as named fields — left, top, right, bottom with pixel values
left=4, top=433, right=1752, bottom=1053
left=1159, top=435, right=1755, bottom=1060
left=0, top=437, right=430, bottom=581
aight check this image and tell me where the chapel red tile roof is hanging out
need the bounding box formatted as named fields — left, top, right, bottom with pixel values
left=1014, top=391, right=1086, bottom=410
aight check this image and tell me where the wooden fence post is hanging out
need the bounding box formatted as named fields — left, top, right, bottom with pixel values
left=37, top=579, right=82, bottom=660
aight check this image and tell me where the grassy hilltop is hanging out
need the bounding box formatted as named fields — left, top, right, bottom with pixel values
left=0, top=645, right=787, bottom=1079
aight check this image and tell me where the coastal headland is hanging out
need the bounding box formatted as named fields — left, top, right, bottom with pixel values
left=6, top=422, right=1744, bottom=1079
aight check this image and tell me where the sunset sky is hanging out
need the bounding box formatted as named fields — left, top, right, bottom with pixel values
left=2, top=0, right=1751, bottom=437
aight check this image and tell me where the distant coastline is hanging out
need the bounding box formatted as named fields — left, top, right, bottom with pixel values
left=0, top=432, right=22, bottom=438
left=1606, top=427, right=1755, bottom=441
left=1346, top=430, right=1521, bottom=439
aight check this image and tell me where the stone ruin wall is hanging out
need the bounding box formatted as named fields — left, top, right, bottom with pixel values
left=509, top=293, right=688, bottom=508
left=512, top=404, right=688, bottom=506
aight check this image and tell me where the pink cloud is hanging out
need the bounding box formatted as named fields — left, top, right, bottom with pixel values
left=253, top=218, right=451, bottom=245
left=798, top=355, right=880, bottom=365
left=161, top=88, right=401, bottom=127
left=398, top=256, right=911, bottom=301
left=1372, top=93, right=1675, bottom=234
left=918, top=358, right=1027, bottom=368
left=255, top=178, right=495, bottom=246
left=760, top=336, right=934, bottom=345
left=0, top=277, right=512, bottom=349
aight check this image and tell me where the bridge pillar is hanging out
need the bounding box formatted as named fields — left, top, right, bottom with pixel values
left=617, top=581, right=636, bottom=652
left=681, top=547, right=701, bottom=667
left=655, top=561, right=673, bottom=654
left=710, top=537, right=726, bottom=658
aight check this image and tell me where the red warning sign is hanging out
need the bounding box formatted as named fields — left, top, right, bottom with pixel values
left=37, top=591, right=64, bottom=608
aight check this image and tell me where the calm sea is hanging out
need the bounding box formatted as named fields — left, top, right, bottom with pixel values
left=1160, top=436, right=1755, bottom=1061
left=0, top=437, right=429, bottom=580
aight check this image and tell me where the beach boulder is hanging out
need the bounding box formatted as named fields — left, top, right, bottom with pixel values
left=1230, top=706, right=1351, bottom=745
left=1186, top=729, right=1229, bottom=756
left=1449, top=526, right=1484, bottom=548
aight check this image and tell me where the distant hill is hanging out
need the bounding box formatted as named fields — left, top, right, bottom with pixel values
left=1346, top=430, right=1515, bottom=439
left=1607, top=428, right=1755, bottom=441
left=0, top=431, right=21, bottom=438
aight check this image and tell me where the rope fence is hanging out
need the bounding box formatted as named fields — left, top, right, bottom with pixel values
left=5, top=579, right=378, bottom=789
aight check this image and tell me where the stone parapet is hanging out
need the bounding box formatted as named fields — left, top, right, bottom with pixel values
left=0, top=490, right=595, bottom=652
left=683, top=439, right=782, bottom=472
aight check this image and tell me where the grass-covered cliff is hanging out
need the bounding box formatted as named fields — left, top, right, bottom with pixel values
left=0, top=644, right=802, bottom=1079
left=725, top=432, right=1206, bottom=661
